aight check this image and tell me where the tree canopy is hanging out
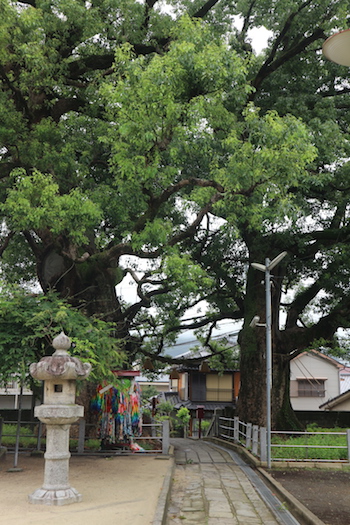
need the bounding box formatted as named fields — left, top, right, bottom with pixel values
left=1, top=0, right=350, bottom=427
left=0, top=284, right=125, bottom=386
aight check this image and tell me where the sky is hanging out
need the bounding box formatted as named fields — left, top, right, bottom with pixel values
left=248, top=26, right=271, bottom=54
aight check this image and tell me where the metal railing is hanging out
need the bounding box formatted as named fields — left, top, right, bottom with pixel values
left=212, top=416, right=350, bottom=464
left=214, top=416, right=267, bottom=461
left=270, top=429, right=350, bottom=463
left=0, top=417, right=170, bottom=455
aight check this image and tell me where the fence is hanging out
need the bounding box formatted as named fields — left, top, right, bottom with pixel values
left=0, top=417, right=170, bottom=455
left=213, top=415, right=350, bottom=464
left=214, top=416, right=267, bottom=461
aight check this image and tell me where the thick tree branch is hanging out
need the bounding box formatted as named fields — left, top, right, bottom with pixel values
left=51, top=98, right=86, bottom=122
left=141, top=0, right=159, bottom=32
left=239, top=0, right=256, bottom=42
left=281, top=292, right=350, bottom=358
left=286, top=225, right=350, bottom=261
left=0, top=66, right=31, bottom=121
left=263, top=0, right=315, bottom=69
left=0, top=231, right=15, bottom=257
left=285, top=280, right=323, bottom=329
left=134, top=178, right=225, bottom=233
left=23, top=231, right=44, bottom=258
left=192, top=0, right=221, bottom=19
left=251, top=28, right=326, bottom=97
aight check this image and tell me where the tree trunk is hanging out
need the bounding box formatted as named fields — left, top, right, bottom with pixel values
left=36, top=246, right=140, bottom=359
left=237, top=322, right=267, bottom=427
left=273, top=349, right=302, bottom=430
left=237, top=267, right=267, bottom=426
left=38, top=248, right=122, bottom=320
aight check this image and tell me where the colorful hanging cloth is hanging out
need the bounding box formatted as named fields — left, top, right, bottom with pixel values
left=91, top=378, right=142, bottom=444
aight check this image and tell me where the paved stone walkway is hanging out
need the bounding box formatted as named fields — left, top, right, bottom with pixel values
left=166, top=439, right=295, bottom=525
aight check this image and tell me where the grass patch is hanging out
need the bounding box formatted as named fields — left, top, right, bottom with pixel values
left=1, top=424, right=101, bottom=451
left=272, top=426, right=348, bottom=461
left=1, top=423, right=38, bottom=448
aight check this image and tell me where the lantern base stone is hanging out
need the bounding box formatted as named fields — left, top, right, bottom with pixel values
left=28, top=486, right=82, bottom=505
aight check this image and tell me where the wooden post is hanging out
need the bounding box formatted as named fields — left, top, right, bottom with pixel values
left=260, top=427, right=267, bottom=462
left=246, top=422, right=252, bottom=449
left=234, top=416, right=239, bottom=442
left=162, top=419, right=170, bottom=454
left=252, top=425, right=259, bottom=455
left=78, top=418, right=86, bottom=454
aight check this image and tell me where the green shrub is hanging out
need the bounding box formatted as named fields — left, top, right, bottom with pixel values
left=84, top=439, right=101, bottom=451
left=1, top=424, right=102, bottom=452
left=1, top=423, right=38, bottom=448
left=157, top=402, right=173, bottom=415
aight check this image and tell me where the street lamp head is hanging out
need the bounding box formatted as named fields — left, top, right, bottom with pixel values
left=249, top=315, right=261, bottom=328
left=251, top=251, right=287, bottom=272
left=268, top=251, right=287, bottom=270
left=323, top=29, right=350, bottom=67
left=251, top=262, right=266, bottom=272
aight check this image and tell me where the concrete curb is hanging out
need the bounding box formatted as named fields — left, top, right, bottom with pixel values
left=257, top=467, right=325, bottom=525
left=206, top=437, right=325, bottom=525
left=152, top=446, right=175, bottom=525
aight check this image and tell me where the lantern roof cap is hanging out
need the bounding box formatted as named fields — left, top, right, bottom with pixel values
left=29, top=331, right=91, bottom=381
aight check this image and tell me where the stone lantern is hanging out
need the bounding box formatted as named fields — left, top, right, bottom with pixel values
left=28, top=331, right=91, bottom=505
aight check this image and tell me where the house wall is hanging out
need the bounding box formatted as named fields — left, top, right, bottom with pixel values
left=290, top=353, right=340, bottom=411
left=137, top=381, right=169, bottom=393
left=0, top=387, right=34, bottom=410
left=206, top=374, right=232, bottom=401
left=188, top=372, right=235, bottom=402
left=296, top=410, right=350, bottom=428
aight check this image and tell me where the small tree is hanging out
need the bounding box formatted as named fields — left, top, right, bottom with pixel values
left=177, top=407, right=190, bottom=438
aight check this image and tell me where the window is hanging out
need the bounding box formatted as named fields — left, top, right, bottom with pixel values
left=297, top=379, right=325, bottom=397
left=206, top=374, right=233, bottom=402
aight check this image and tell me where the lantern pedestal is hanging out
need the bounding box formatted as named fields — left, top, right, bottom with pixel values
left=28, top=332, right=91, bottom=506
left=29, top=405, right=83, bottom=505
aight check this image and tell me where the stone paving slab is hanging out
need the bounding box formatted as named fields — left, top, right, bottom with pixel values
left=166, top=439, right=292, bottom=525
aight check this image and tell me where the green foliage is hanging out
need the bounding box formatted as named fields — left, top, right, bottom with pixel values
left=0, top=424, right=101, bottom=451
left=0, top=423, right=37, bottom=448
left=177, top=406, right=190, bottom=425
left=0, top=283, right=126, bottom=384
left=194, top=419, right=211, bottom=432
left=156, top=401, right=173, bottom=415
left=3, top=169, right=102, bottom=245
left=1, top=0, right=350, bottom=428
left=141, top=385, right=159, bottom=404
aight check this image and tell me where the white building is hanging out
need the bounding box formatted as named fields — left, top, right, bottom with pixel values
left=290, top=350, right=348, bottom=412
left=0, top=379, right=34, bottom=410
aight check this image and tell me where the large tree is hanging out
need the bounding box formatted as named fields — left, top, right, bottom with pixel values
left=1, top=0, right=350, bottom=428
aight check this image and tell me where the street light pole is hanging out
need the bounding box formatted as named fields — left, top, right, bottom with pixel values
left=251, top=251, right=287, bottom=469
left=265, top=258, right=272, bottom=469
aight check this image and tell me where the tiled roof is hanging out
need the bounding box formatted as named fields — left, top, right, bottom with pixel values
left=173, top=400, right=235, bottom=411
left=319, top=389, right=350, bottom=410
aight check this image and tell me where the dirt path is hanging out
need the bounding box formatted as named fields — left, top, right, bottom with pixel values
left=271, top=468, right=350, bottom=525
left=0, top=452, right=170, bottom=525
